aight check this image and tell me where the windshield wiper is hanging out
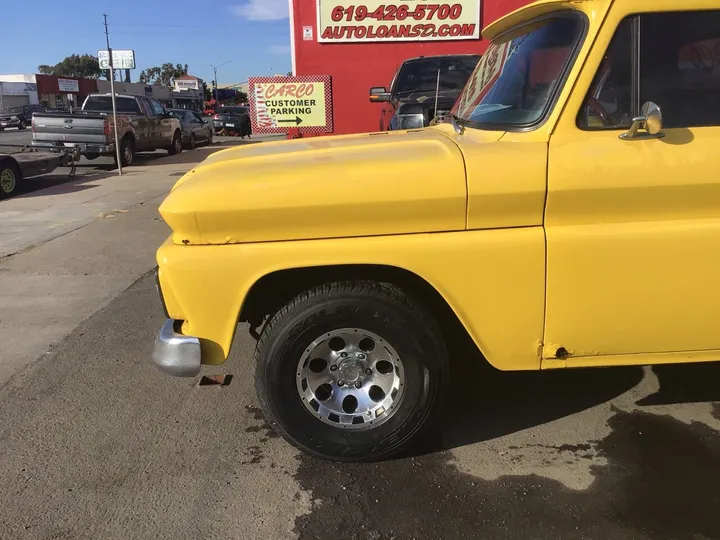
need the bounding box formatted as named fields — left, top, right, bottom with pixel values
left=449, top=114, right=469, bottom=134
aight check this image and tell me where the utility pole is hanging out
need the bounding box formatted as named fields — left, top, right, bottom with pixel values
left=103, top=14, right=123, bottom=176
left=210, top=61, right=232, bottom=109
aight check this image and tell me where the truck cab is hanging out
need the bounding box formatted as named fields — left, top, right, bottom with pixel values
left=369, top=54, right=480, bottom=131
left=153, top=0, right=720, bottom=462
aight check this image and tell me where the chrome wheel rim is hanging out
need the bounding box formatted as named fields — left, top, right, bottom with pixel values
left=123, top=143, right=133, bottom=165
left=296, top=328, right=405, bottom=430
left=0, top=168, right=16, bottom=193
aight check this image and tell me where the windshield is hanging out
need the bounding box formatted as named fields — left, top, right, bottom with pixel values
left=394, top=56, right=481, bottom=96
left=452, top=15, right=583, bottom=127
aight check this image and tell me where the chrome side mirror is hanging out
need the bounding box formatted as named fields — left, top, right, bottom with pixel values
left=620, top=101, right=665, bottom=140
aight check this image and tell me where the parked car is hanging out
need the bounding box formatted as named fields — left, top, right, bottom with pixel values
left=168, top=109, right=214, bottom=149
left=213, top=106, right=251, bottom=138
left=0, top=104, right=46, bottom=131
left=370, top=54, right=480, bottom=131
left=32, top=94, right=183, bottom=166
left=151, top=0, right=720, bottom=462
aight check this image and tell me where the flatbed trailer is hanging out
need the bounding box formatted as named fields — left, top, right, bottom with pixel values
left=0, top=144, right=79, bottom=199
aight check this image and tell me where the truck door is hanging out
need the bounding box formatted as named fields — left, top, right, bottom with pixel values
left=151, top=100, right=174, bottom=146
left=150, top=100, right=171, bottom=147
left=133, top=98, right=151, bottom=151
left=138, top=98, right=157, bottom=149
left=545, top=7, right=720, bottom=360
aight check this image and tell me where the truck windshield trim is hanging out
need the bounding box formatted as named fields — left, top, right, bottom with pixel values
left=450, top=11, right=588, bottom=132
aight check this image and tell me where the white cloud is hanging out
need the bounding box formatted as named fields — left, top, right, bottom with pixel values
left=232, top=0, right=289, bottom=21
left=269, top=45, right=291, bottom=55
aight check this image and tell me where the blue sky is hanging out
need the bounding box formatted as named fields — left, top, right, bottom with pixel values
left=0, top=0, right=291, bottom=85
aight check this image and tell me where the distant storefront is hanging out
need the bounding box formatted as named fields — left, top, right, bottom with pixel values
left=97, top=80, right=174, bottom=108
left=172, top=75, right=205, bottom=111
left=0, top=75, right=39, bottom=110
left=35, top=74, right=98, bottom=110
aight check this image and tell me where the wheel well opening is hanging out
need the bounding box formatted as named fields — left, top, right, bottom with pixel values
left=240, top=265, right=479, bottom=357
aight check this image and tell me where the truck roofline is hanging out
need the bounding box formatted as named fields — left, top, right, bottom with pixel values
left=86, top=93, right=138, bottom=99
left=483, top=0, right=610, bottom=41
left=402, top=53, right=482, bottom=62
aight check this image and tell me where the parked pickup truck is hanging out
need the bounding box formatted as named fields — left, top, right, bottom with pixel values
left=32, top=94, right=183, bottom=166
left=370, top=54, right=480, bottom=131
left=152, top=0, right=720, bottom=462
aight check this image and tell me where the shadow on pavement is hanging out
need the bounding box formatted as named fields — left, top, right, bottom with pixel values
left=415, top=340, right=644, bottom=455
left=637, top=362, right=720, bottom=406
left=414, top=329, right=720, bottom=455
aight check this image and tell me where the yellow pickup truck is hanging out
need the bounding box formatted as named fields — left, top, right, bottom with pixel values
left=153, top=0, right=720, bottom=461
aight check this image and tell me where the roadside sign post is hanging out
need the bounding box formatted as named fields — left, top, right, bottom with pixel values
left=102, top=15, right=123, bottom=176
left=248, top=76, right=333, bottom=136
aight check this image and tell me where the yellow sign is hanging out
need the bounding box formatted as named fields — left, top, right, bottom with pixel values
left=249, top=76, right=332, bottom=133
left=317, top=0, right=481, bottom=43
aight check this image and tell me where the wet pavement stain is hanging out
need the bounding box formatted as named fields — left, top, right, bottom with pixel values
left=293, top=408, right=720, bottom=540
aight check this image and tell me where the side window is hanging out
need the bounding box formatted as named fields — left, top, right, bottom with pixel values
left=577, top=18, right=633, bottom=129
left=150, top=100, right=165, bottom=117
left=139, top=98, right=154, bottom=117
left=640, top=10, right=720, bottom=128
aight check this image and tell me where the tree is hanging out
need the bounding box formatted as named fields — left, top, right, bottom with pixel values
left=37, top=54, right=103, bottom=79
left=138, top=63, right=189, bottom=86
left=203, top=82, right=212, bottom=101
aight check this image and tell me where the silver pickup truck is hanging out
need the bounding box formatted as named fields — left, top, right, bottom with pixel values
left=32, top=94, right=183, bottom=166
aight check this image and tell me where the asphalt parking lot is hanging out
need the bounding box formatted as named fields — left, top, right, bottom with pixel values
left=0, top=130, right=718, bottom=540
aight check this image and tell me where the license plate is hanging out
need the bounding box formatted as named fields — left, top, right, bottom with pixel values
left=225, top=123, right=234, bottom=127
left=213, top=121, right=221, bottom=125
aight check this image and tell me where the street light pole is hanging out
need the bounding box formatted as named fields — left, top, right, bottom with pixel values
left=210, top=61, right=232, bottom=109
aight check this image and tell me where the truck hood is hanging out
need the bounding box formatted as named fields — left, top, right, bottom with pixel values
left=159, top=127, right=492, bottom=245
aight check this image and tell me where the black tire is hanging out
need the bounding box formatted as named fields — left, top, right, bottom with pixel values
left=115, top=137, right=134, bottom=167
left=85, top=153, right=100, bottom=161
left=167, top=131, right=183, bottom=155
left=189, top=133, right=197, bottom=150
left=0, top=160, right=21, bottom=199
left=255, top=280, right=449, bottom=462
left=18, top=121, right=27, bottom=130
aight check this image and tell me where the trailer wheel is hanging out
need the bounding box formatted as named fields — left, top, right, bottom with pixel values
left=0, top=160, right=20, bottom=199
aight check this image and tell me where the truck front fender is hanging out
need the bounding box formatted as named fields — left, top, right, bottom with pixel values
left=157, top=227, right=546, bottom=371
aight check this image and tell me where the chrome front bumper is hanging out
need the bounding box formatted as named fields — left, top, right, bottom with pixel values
left=152, top=319, right=201, bottom=377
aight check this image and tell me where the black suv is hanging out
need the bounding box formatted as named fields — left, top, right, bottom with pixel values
left=0, top=104, right=45, bottom=131
left=370, top=54, right=480, bottom=131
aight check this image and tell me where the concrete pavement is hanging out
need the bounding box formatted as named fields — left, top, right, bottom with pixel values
left=0, top=134, right=719, bottom=540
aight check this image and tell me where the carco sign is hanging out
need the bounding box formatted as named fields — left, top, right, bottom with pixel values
left=249, top=76, right=333, bottom=134
left=317, top=0, right=481, bottom=42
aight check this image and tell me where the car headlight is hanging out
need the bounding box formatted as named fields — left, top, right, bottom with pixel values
left=395, top=113, right=426, bottom=130
left=10, top=116, right=18, bottom=120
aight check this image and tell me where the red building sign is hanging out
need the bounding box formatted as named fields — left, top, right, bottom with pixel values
left=290, top=0, right=531, bottom=136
